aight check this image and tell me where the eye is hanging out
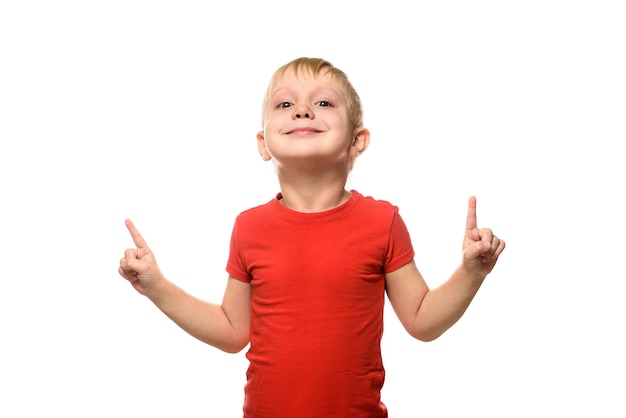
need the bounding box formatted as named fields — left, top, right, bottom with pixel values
left=315, top=100, right=332, bottom=107
left=277, top=102, right=293, bottom=109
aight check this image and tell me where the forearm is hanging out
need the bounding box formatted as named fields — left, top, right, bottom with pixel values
left=146, top=279, right=247, bottom=353
left=413, top=266, right=486, bottom=341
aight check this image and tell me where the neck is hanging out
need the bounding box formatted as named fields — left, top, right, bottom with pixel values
left=272, top=157, right=353, bottom=212
left=277, top=179, right=351, bottom=213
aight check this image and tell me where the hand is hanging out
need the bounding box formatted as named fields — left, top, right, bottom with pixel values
left=118, top=219, right=164, bottom=295
left=462, top=197, right=505, bottom=278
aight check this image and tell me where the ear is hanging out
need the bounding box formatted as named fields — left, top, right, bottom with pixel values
left=257, top=131, right=272, bottom=161
left=350, top=127, right=370, bottom=158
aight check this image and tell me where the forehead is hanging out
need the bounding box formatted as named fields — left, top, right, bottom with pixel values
left=271, top=67, right=341, bottom=95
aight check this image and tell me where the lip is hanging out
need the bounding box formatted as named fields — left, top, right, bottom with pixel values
left=285, top=127, right=321, bottom=135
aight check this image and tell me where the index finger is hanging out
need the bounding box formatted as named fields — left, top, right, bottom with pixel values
left=465, top=196, right=478, bottom=232
left=125, top=219, right=149, bottom=249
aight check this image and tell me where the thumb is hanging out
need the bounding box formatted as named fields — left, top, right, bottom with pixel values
left=121, top=250, right=150, bottom=275
left=464, top=240, right=491, bottom=262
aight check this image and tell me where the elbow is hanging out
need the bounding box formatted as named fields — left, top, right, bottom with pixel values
left=222, top=341, right=249, bottom=354
left=219, top=334, right=250, bottom=354
left=411, top=331, right=442, bottom=343
left=203, top=331, right=249, bottom=354
left=415, top=332, right=443, bottom=343
left=408, top=325, right=446, bottom=343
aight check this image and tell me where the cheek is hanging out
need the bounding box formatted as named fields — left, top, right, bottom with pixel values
left=263, top=117, right=283, bottom=134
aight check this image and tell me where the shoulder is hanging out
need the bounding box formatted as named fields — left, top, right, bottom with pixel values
left=352, top=190, right=400, bottom=214
left=236, top=195, right=278, bottom=217
left=231, top=195, right=279, bottom=230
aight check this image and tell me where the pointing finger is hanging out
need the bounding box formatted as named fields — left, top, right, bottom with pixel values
left=125, top=219, right=149, bottom=249
left=465, top=196, right=478, bottom=233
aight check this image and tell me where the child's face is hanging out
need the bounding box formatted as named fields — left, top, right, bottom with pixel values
left=257, top=68, right=355, bottom=169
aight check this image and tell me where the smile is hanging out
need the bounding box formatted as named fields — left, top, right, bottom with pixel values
left=286, top=127, right=321, bottom=135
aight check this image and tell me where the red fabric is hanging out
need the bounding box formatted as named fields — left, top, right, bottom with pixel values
left=227, top=190, right=415, bottom=418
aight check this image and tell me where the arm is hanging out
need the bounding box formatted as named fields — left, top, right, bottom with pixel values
left=118, top=219, right=251, bottom=353
left=385, top=197, right=505, bottom=342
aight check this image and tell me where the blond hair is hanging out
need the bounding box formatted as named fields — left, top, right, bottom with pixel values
left=261, top=57, right=363, bottom=129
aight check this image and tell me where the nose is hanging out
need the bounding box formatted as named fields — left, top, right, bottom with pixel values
left=293, top=103, right=313, bottom=120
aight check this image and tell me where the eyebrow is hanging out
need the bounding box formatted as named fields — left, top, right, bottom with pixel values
left=271, top=85, right=343, bottom=101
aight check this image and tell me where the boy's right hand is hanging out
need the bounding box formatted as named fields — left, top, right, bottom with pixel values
left=118, top=219, right=164, bottom=296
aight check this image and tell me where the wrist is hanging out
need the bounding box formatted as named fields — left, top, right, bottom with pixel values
left=457, top=264, right=487, bottom=285
left=144, top=275, right=174, bottom=304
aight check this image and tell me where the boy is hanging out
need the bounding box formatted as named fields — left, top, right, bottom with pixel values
left=119, top=57, right=505, bottom=417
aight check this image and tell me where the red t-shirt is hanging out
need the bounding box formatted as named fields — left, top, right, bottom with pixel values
left=227, top=190, right=415, bottom=418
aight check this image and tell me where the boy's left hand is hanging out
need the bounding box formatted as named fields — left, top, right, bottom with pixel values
left=462, top=196, right=505, bottom=278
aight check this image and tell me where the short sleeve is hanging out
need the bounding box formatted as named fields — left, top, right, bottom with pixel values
left=383, top=210, right=415, bottom=273
left=226, top=217, right=252, bottom=283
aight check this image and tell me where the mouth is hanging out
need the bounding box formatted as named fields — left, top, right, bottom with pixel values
left=285, top=127, right=321, bottom=136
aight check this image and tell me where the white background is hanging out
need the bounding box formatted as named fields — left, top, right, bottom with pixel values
left=1, top=1, right=624, bottom=417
